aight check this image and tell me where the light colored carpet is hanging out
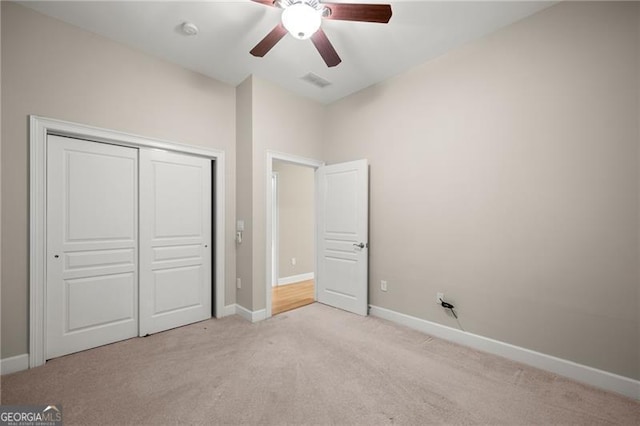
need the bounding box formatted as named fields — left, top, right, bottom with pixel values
left=1, top=303, right=638, bottom=424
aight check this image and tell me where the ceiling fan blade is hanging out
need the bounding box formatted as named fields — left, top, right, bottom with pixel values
left=310, top=28, right=342, bottom=67
left=322, top=3, right=392, bottom=23
left=250, top=0, right=279, bottom=7
left=250, top=23, right=288, bottom=57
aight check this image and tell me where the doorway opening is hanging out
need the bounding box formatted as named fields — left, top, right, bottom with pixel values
left=265, top=152, right=324, bottom=318
left=271, top=161, right=316, bottom=315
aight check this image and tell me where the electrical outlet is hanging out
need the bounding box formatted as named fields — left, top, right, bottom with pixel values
left=381, top=280, right=388, bottom=292
left=291, top=257, right=296, bottom=266
left=436, top=292, right=444, bottom=305
left=236, top=278, right=241, bottom=289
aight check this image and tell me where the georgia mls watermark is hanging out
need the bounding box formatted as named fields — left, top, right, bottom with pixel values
left=0, top=405, right=62, bottom=426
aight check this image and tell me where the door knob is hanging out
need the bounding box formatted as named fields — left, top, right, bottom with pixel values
left=54, top=255, right=59, bottom=258
left=353, top=242, right=366, bottom=249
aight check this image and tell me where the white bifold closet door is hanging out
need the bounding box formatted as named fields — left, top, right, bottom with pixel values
left=46, top=135, right=139, bottom=359
left=138, top=149, right=212, bottom=336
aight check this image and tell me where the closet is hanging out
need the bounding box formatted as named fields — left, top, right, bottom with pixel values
left=45, top=135, right=212, bottom=359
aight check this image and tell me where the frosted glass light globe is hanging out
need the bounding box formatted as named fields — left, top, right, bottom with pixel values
left=281, top=3, right=322, bottom=40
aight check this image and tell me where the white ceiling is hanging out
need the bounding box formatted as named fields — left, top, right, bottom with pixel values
left=20, top=1, right=555, bottom=104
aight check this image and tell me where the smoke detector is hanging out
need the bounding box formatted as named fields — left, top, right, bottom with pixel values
left=181, top=22, right=199, bottom=36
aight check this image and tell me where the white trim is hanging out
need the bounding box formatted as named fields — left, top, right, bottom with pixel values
left=369, top=305, right=640, bottom=400
left=29, top=116, right=226, bottom=368
left=271, top=172, right=279, bottom=288
left=235, top=304, right=267, bottom=323
left=265, top=151, right=324, bottom=319
left=221, top=304, right=237, bottom=317
left=1, top=354, right=29, bottom=375
left=277, top=272, right=315, bottom=286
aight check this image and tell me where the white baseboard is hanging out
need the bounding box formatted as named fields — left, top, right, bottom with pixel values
left=220, top=304, right=237, bottom=317
left=1, top=354, right=29, bottom=375
left=369, top=305, right=640, bottom=400
left=277, top=272, right=314, bottom=286
left=235, top=304, right=267, bottom=323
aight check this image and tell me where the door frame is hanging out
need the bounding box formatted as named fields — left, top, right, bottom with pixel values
left=265, top=151, right=323, bottom=318
left=271, top=171, right=279, bottom=288
left=29, top=115, right=227, bottom=368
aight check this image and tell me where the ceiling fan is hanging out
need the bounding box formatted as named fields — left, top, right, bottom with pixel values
left=250, top=0, right=392, bottom=67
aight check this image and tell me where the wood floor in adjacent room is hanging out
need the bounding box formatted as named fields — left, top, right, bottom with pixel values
left=272, top=279, right=314, bottom=315
left=2, top=304, right=639, bottom=424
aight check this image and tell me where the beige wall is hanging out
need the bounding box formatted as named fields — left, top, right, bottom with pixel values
left=637, top=2, right=640, bottom=380
left=324, top=1, right=640, bottom=379
left=1, top=2, right=237, bottom=358
left=234, top=76, right=324, bottom=311
left=0, top=0, right=3, bottom=362
left=273, top=160, right=315, bottom=279
left=251, top=77, right=324, bottom=310
left=235, top=77, right=253, bottom=309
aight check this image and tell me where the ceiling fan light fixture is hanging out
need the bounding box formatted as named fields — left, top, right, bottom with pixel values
left=281, top=2, right=322, bottom=40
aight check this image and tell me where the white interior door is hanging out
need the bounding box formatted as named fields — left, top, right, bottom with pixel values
left=316, top=159, right=369, bottom=316
left=46, top=135, right=138, bottom=359
left=139, top=150, right=212, bottom=335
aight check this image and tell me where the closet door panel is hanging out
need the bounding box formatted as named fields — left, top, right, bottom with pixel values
left=139, top=150, right=212, bottom=335
left=46, top=135, right=138, bottom=359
